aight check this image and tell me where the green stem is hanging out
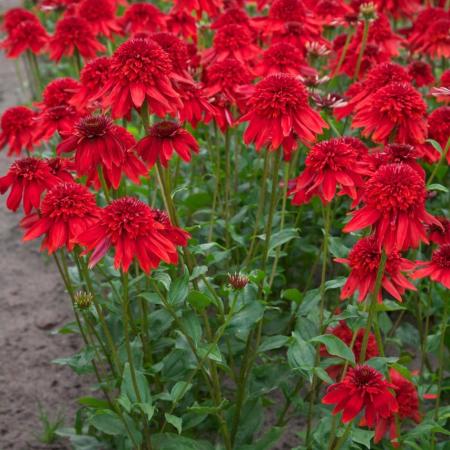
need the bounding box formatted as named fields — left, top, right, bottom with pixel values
left=333, top=423, right=353, bottom=450
left=434, top=296, right=449, bottom=419
left=354, top=19, right=370, bottom=80
left=427, top=137, right=450, bottom=186
left=224, top=128, right=232, bottom=248
left=333, top=28, right=353, bottom=77
left=98, top=167, right=111, bottom=203
left=74, top=49, right=82, bottom=76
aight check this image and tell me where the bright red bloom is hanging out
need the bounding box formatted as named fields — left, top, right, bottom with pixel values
left=373, top=0, right=419, bottom=18
left=40, top=77, right=81, bottom=109
left=211, top=7, right=253, bottom=32
left=172, top=0, right=222, bottom=18
left=100, top=38, right=182, bottom=119
left=203, top=24, right=259, bottom=65
left=77, top=197, right=189, bottom=272
left=336, top=236, right=416, bottom=303
left=2, top=8, right=37, bottom=33
left=151, top=208, right=190, bottom=247
left=21, top=182, right=99, bottom=253
left=166, top=9, right=197, bottom=43
left=70, top=57, right=111, bottom=109
left=344, top=164, right=441, bottom=253
left=322, top=365, right=398, bottom=425
left=412, top=244, right=450, bottom=289
left=309, top=0, right=352, bottom=22
left=257, top=42, right=314, bottom=77
left=49, top=16, right=105, bottom=62
left=433, top=70, right=450, bottom=104
left=46, top=157, right=74, bottom=182
left=136, top=120, right=199, bottom=168
left=289, top=138, right=370, bottom=206
left=151, top=32, right=190, bottom=76
left=118, top=3, right=167, bottom=35
left=57, top=115, right=128, bottom=189
left=427, top=217, right=450, bottom=245
left=408, top=61, right=435, bottom=88
left=271, top=20, right=326, bottom=49
left=0, top=19, right=49, bottom=58
left=0, top=158, right=59, bottom=213
left=417, top=18, right=450, bottom=59
left=78, top=0, right=121, bottom=39
left=365, top=14, right=403, bottom=57
left=0, top=106, right=39, bottom=156
left=35, top=105, right=80, bottom=141
left=427, top=107, right=450, bottom=164
left=352, top=82, right=427, bottom=144
left=239, top=73, right=327, bottom=153
left=175, top=82, right=214, bottom=128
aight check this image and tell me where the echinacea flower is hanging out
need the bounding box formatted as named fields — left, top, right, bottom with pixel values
left=175, top=82, right=214, bottom=128
left=427, top=217, right=450, bottom=245
left=239, top=73, right=327, bottom=152
left=40, top=77, right=81, bottom=109
left=0, top=19, right=49, bottom=58
left=412, top=244, right=450, bottom=289
left=416, top=18, right=450, bottom=59
left=136, top=120, right=199, bottom=168
left=100, top=38, right=182, bottom=119
left=77, top=0, right=121, bottom=39
left=118, top=3, right=167, bottom=35
left=289, top=138, right=370, bottom=206
left=0, top=158, right=59, bottom=213
left=336, top=236, right=416, bottom=303
left=211, top=7, right=253, bottom=32
left=407, top=61, right=435, bottom=88
left=21, top=182, right=100, bottom=253
left=151, top=208, right=190, bottom=247
left=166, top=9, right=197, bottom=43
left=172, top=0, right=222, bottom=19
left=0, top=106, right=39, bottom=156
left=372, top=0, right=419, bottom=18
left=344, top=163, right=441, bottom=253
left=46, top=157, right=74, bottom=182
left=35, top=105, right=80, bottom=141
left=2, top=8, right=38, bottom=33
left=352, top=82, right=427, bottom=144
left=77, top=197, right=189, bottom=272
left=322, top=365, right=398, bottom=425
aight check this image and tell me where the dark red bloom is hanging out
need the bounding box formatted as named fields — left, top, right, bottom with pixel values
left=166, top=9, right=197, bottom=43
left=77, top=0, right=121, bottom=39
left=2, top=8, right=37, bottom=33
left=151, top=208, right=190, bottom=247
left=239, top=73, right=327, bottom=153
left=175, top=82, right=214, bottom=128
left=151, top=32, right=190, bottom=76
left=352, top=82, right=427, bottom=144
left=211, top=7, right=253, bottom=32
left=118, top=3, right=167, bottom=35
left=427, top=107, right=450, bottom=164
left=0, top=106, right=39, bottom=156
left=336, top=236, right=416, bottom=303
left=77, top=197, right=189, bottom=272
left=427, top=217, right=450, bottom=245
left=289, top=138, right=370, bottom=206
left=49, top=16, right=105, bottom=62
left=407, top=61, right=435, bottom=88
left=344, top=164, right=441, bottom=253
left=100, top=38, right=182, bottom=119
left=35, top=105, right=80, bottom=141
left=373, top=0, right=420, bottom=18
left=46, top=157, right=74, bottom=182
left=172, top=0, right=222, bottom=19
left=412, top=244, right=450, bottom=289
left=366, top=14, right=403, bottom=57
left=21, top=182, right=99, bottom=253
left=309, top=0, right=352, bottom=22
left=40, top=77, right=81, bottom=109
left=0, top=19, right=49, bottom=58
left=417, top=18, right=450, bottom=59
left=0, top=158, right=59, bottom=213
left=322, top=365, right=398, bottom=425
left=136, top=120, right=199, bottom=168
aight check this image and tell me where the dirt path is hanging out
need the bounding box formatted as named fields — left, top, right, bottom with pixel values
left=0, top=9, right=84, bottom=449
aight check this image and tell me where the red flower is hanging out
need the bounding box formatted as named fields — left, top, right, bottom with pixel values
left=77, top=197, right=189, bottom=272
left=417, top=18, right=450, bottom=59
left=202, top=24, right=259, bottom=65
left=151, top=208, right=190, bottom=247
left=56, top=115, right=128, bottom=189
left=21, top=182, right=99, bottom=253
left=336, top=236, right=416, bottom=303
left=0, top=106, right=39, bottom=156
left=172, top=0, right=222, bottom=19
left=136, top=120, right=199, bottom=168
left=166, top=9, right=197, bottom=43
left=211, top=7, right=253, bottom=32
left=289, top=138, right=370, bottom=206
left=344, top=164, right=440, bottom=253
left=322, top=365, right=398, bottom=425
left=77, top=0, right=121, bottom=39
left=427, top=217, right=450, bottom=245
left=49, top=16, right=105, bottom=62
left=0, top=19, right=49, bottom=58
left=352, top=82, right=427, bottom=144
left=239, top=73, right=327, bottom=153
left=310, top=0, right=352, bottom=22
left=118, top=3, right=167, bottom=35
left=257, top=42, right=315, bottom=77
left=366, top=14, right=403, bottom=57
left=373, top=0, right=420, bottom=18
left=427, top=107, right=450, bottom=164
left=46, top=157, right=74, bottom=182
left=412, top=244, right=450, bottom=289
left=322, top=321, right=378, bottom=379
left=0, top=158, right=59, bottom=213
left=175, top=82, right=214, bottom=128
left=271, top=20, right=326, bottom=49
left=70, top=57, right=111, bottom=109
left=2, top=8, right=37, bottom=33
left=40, top=78, right=81, bottom=109
left=100, top=38, right=182, bottom=119
left=408, top=61, right=435, bottom=88
left=151, top=32, right=190, bottom=77
left=35, top=105, right=80, bottom=141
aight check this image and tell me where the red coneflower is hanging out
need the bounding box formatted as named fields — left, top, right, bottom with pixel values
left=136, top=120, right=199, bottom=168
left=57, top=114, right=128, bottom=189
left=77, top=0, right=121, bottom=39
left=0, top=158, right=59, bottom=213
left=352, top=82, right=427, bottom=144
left=0, top=19, right=49, bottom=58
left=239, top=73, right=327, bottom=153
left=407, top=61, right=435, bottom=88
left=433, top=69, right=450, bottom=104
left=49, top=16, right=105, bottom=62
left=151, top=208, right=190, bottom=247
left=322, top=365, right=398, bottom=425
left=70, top=57, right=111, bottom=109
left=412, top=244, right=450, bottom=289
left=100, top=38, right=182, bottom=119
left=175, top=82, right=214, bottom=128
left=271, top=20, right=326, bottom=49
left=35, top=105, right=80, bottom=141
left=172, top=0, right=222, bottom=19
left=310, top=0, right=352, bottom=22
left=118, top=3, right=167, bottom=35
left=151, top=32, right=190, bottom=77
left=40, top=77, right=81, bottom=109
left=2, top=8, right=37, bottom=33
left=427, top=107, right=450, bottom=163
left=77, top=197, right=189, bottom=272
left=166, top=9, right=197, bottom=43
left=427, top=217, right=450, bottom=245
left=365, top=14, right=403, bottom=57
left=344, top=164, right=441, bottom=253
left=211, top=7, right=253, bottom=32
left=21, top=182, right=99, bottom=253
left=0, top=106, right=39, bottom=156
left=417, top=18, right=450, bottom=59
left=336, top=236, right=416, bottom=303
left=373, top=0, right=420, bottom=18
left=46, top=157, right=74, bottom=182
left=289, top=138, right=370, bottom=206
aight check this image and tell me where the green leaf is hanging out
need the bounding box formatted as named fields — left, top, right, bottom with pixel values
left=259, top=335, right=289, bottom=353
left=328, top=236, right=349, bottom=258
left=89, top=411, right=126, bottom=436
left=229, top=301, right=265, bottom=339
left=165, top=413, right=183, bottom=434
left=152, top=433, right=214, bottom=450
left=187, top=290, right=213, bottom=311
left=121, top=363, right=151, bottom=404
left=137, top=403, right=155, bottom=421
left=77, top=397, right=110, bottom=409
left=268, top=228, right=299, bottom=253
left=180, top=311, right=202, bottom=345
left=282, top=288, right=302, bottom=303
left=428, top=183, right=448, bottom=193
left=288, top=334, right=315, bottom=371
left=153, top=271, right=171, bottom=291
left=351, top=428, right=374, bottom=449
left=376, top=299, right=407, bottom=311
left=168, top=270, right=189, bottom=306
left=241, top=427, right=283, bottom=450
left=314, top=367, right=334, bottom=385
left=426, top=138, right=443, bottom=154
left=170, top=381, right=192, bottom=402
left=310, top=335, right=355, bottom=364
left=325, top=277, right=346, bottom=290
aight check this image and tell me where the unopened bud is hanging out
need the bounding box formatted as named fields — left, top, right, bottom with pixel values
left=359, top=2, right=377, bottom=21
left=73, top=291, right=93, bottom=310
left=228, top=273, right=249, bottom=290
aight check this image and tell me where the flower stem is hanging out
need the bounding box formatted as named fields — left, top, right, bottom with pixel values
left=332, top=423, right=353, bottom=450
left=333, top=27, right=353, bottom=77
left=354, top=19, right=370, bottom=80
left=427, top=137, right=450, bottom=186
